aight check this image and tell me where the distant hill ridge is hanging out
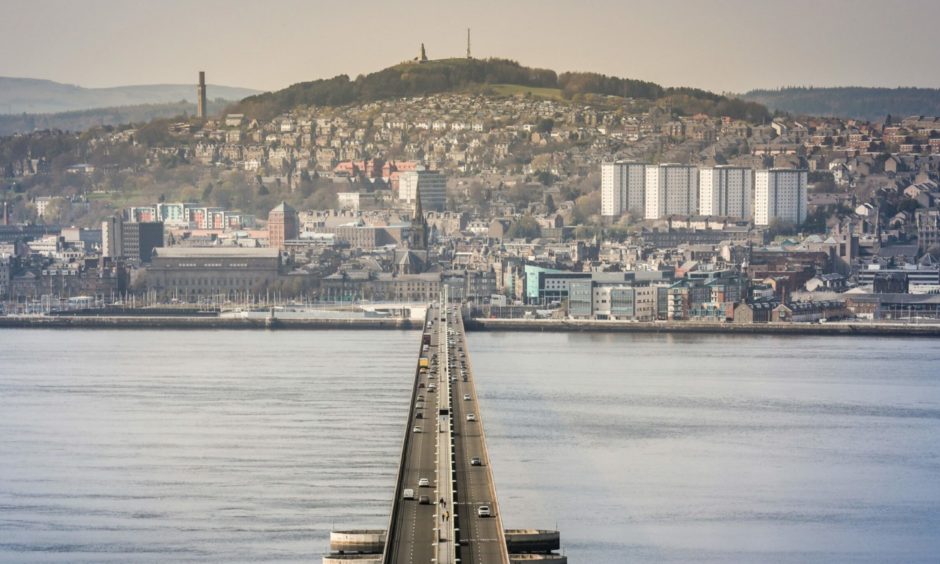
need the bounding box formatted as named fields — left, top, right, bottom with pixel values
left=0, top=77, right=261, bottom=115
left=231, top=57, right=770, bottom=123
left=741, top=86, right=940, bottom=121
left=0, top=99, right=240, bottom=136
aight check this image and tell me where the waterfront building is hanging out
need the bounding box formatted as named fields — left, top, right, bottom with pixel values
left=754, top=169, right=808, bottom=226
left=0, top=258, right=10, bottom=299
left=319, top=271, right=441, bottom=302
left=699, top=166, right=753, bottom=218
left=857, top=263, right=940, bottom=288
left=268, top=202, right=298, bottom=251
left=103, top=218, right=163, bottom=263
left=916, top=208, right=940, bottom=255
left=102, top=217, right=122, bottom=259
left=645, top=164, right=699, bottom=219
left=147, top=247, right=282, bottom=299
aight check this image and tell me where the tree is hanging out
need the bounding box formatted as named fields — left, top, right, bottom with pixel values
left=506, top=214, right=541, bottom=240
left=545, top=194, right=556, bottom=213
left=468, top=181, right=488, bottom=210
left=536, top=171, right=557, bottom=186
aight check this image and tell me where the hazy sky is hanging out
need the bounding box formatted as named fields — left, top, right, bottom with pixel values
left=3, top=0, right=940, bottom=94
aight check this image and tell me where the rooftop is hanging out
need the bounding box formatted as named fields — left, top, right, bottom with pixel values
left=153, top=247, right=280, bottom=258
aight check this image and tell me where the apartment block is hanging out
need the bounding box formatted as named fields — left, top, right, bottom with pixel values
left=699, top=166, right=752, bottom=219
left=645, top=164, right=699, bottom=219
left=601, top=161, right=646, bottom=217
left=754, top=169, right=808, bottom=226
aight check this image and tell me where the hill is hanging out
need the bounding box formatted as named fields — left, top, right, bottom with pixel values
left=741, top=86, right=940, bottom=121
left=0, top=99, right=241, bottom=136
left=0, top=77, right=261, bottom=115
left=231, top=58, right=770, bottom=123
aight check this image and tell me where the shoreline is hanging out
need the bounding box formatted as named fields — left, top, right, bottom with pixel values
left=0, top=315, right=422, bottom=331
left=1, top=314, right=939, bottom=336
left=463, top=318, right=940, bottom=337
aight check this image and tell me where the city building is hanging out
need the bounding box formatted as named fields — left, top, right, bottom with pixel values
left=857, top=263, right=940, bottom=288
left=320, top=271, right=441, bottom=302
left=268, top=202, right=298, bottom=251
left=645, top=164, right=699, bottom=219
left=122, top=222, right=164, bottom=263
left=156, top=202, right=198, bottom=226
left=601, top=161, right=646, bottom=217
left=754, top=169, right=808, bottom=226
left=399, top=169, right=446, bottom=211
left=915, top=208, right=940, bottom=255
left=102, top=218, right=163, bottom=262
left=699, top=166, right=753, bottom=218
left=147, top=247, right=282, bottom=299
left=102, top=217, right=123, bottom=259
left=0, top=258, right=10, bottom=299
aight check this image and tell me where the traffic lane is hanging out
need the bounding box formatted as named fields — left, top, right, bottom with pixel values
left=450, top=348, right=506, bottom=561
left=394, top=419, right=437, bottom=562
left=389, top=305, right=444, bottom=564
left=452, top=407, right=505, bottom=562
left=391, top=369, right=438, bottom=563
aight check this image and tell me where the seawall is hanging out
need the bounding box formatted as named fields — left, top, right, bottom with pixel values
left=3, top=315, right=939, bottom=337
left=0, top=315, right=421, bottom=331
left=462, top=318, right=940, bottom=337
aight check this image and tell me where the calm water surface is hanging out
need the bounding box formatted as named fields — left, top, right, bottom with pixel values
left=1, top=329, right=939, bottom=563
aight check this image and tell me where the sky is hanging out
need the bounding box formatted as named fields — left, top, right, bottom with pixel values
left=2, top=0, right=940, bottom=94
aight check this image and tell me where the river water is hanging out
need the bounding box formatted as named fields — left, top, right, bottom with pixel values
left=1, top=329, right=938, bottom=563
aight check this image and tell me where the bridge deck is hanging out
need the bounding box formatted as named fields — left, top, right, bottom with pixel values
left=385, top=303, right=509, bottom=564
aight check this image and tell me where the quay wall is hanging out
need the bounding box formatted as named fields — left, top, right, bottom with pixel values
left=0, top=315, right=421, bottom=331
left=3, top=314, right=940, bottom=337
left=462, top=318, right=940, bottom=337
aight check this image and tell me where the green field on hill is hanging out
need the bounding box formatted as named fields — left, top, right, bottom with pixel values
left=486, top=84, right=565, bottom=101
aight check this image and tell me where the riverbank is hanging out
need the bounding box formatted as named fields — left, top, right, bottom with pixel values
left=2, top=314, right=939, bottom=336
left=0, top=315, right=421, bottom=330
left=463, top=318, right=940, bottom=337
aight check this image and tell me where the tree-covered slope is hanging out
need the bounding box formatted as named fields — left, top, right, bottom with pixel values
left=231, top=58, right=770, bottom=122
left=741, top=87, right=940, bottom=121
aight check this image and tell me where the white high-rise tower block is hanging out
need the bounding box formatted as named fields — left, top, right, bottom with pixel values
left=601, top=161, right=646, bottom=217
left=644, top=164, right=699, bottom=219
left=754, top=169, right=808, bottom=226
left=699, top=166, right=753, bottom=218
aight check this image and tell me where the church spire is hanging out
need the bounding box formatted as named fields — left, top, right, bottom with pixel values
left=411, top=183, right=428, bottom=250
left=413, top=182, right=423, bottom=221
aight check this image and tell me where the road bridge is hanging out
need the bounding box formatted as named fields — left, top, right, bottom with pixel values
left=325, top=298, right=565, bottom=563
